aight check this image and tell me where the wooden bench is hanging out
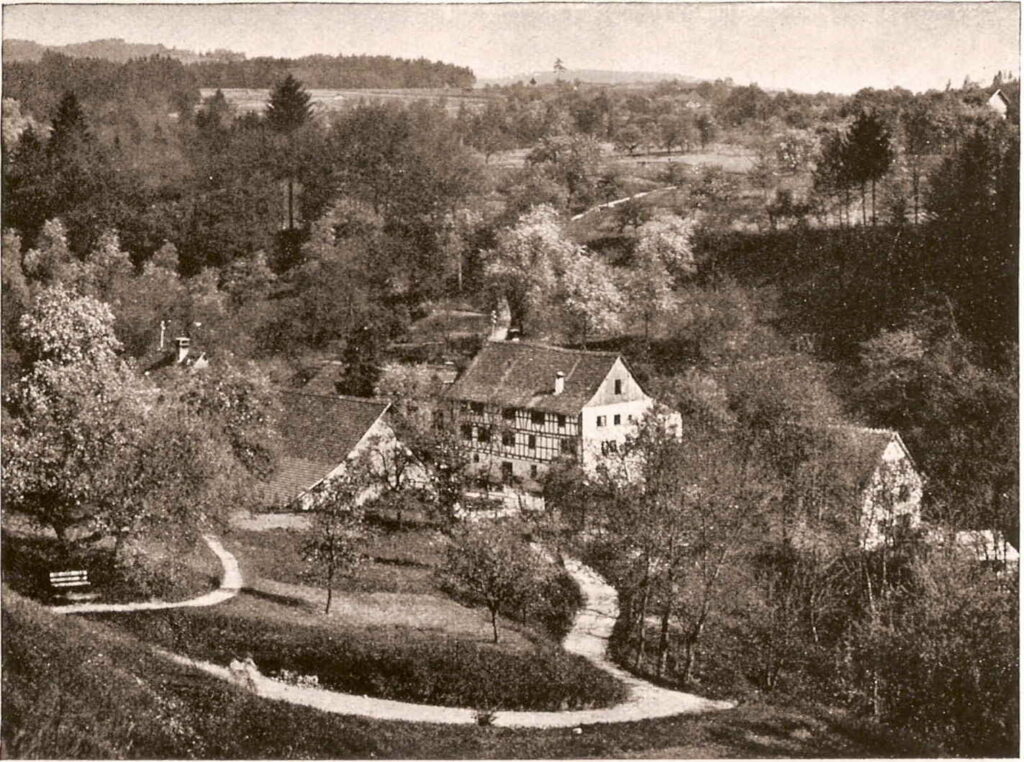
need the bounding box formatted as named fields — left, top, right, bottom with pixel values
left=49, top=570, right=98, bottom=601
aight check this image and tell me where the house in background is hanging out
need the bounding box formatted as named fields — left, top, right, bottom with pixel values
left=987, top=88, right=1010, bottom=119
left=263, top=392, right=399, bottom=511
left=827, top=426, right=923, bottom=551
left=444, top=341, right=678, bottom=494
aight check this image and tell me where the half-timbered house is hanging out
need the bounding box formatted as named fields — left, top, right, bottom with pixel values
left=444, top=341, right=676, bottom=493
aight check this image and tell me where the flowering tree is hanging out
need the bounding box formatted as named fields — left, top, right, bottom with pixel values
left=484, top=204, right=575, bottom=333
left=559, top=251, right=624, bottom=347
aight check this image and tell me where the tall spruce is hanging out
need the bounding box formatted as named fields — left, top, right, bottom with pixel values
left=266, top=74, right=312, bottom=134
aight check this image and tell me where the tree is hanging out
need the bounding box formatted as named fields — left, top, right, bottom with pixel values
left=265, top=75, right=313, bottom=234
left=695, top=113, right=717, bottom=150
left=559, top=251, right=624, bottom=347
left=21, top=218, right=74, bottom=286
left=899, top=102, right=940, bottom=224
left=301, top=469, right=369, bottom=614
left=843, top=111, right=894, bottom=225
left=625, top=255, right=674, bottom=341
left=483, top=204, right=574, bottom=333
left=440, top=522, right=537, bottom=643
left=633, top=212, right=697, bottom=281
left=813, top=129, right=853, bottom=229
left=615, top=123, right=645, bottom=156
left=265, top=75, right=312, bottom=134
left=48, top=91, right=90, bottom=157
left=2, top=287, right=229, bottom=557
left=525, top=133, right=602, bottom=205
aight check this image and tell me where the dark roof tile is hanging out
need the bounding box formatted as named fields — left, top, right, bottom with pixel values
left=262, top=392, right=389, bottom=506
left=445, top=341, right=621, bottom=415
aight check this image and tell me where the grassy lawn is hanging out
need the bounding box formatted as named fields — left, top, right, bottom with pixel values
left=3, top=588, right=927, bottom=759
left=1, top=521, right=221, bottom=606
left=80, top=523, right=624, bottom=712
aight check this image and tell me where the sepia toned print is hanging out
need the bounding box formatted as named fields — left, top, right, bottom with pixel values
left=1, top=2, right=1018, bottom=758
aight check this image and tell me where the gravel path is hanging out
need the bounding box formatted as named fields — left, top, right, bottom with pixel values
left=154, top=546, right=735, bottom=726
left=51, top=532, right=733, bottom=726
left=48, top=535, right=242, bottom=615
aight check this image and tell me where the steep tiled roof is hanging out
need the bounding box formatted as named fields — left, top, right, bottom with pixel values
left=823, top=425, right=908, bottom=489
left=262, top=392, right=389, bottom=507
left=444, top=341, right=621, bottom=415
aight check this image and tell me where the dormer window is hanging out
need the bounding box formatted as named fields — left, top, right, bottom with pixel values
left=614, top=379, right=623, bottom=395
left=502, top=407, right=516, bottom=421
left=531, top=411, right=545, bottom=426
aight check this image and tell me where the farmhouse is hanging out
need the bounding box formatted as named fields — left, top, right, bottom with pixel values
left=262, top=391, right=396, bottom=510
left=444, top=341, right=678, bottom=492
left=828, top=426, right=923, bottom=550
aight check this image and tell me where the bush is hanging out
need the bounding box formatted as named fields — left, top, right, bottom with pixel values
left=88, top=605, right=628, bottom=712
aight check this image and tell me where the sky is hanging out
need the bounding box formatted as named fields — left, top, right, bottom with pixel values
left=2, top=2, right=1019, bottom=93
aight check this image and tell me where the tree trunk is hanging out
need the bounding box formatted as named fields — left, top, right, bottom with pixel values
left=490, top=607, right=499, bottom=643
left=871, top=179, right=877, bottom=225
left=656, top=600, right=672, bottom=678
left=860, top=182, right=868, bottom=226
left=324, top=558, right=335, bottom=614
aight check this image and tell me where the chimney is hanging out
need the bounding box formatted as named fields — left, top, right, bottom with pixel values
left=554, top=371, right=565, bottom=395
left=174, top=336, right=190, bottom=364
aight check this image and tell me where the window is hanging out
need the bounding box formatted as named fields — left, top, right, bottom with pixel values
left=614, top=379, right=623, bottom=395
left=460, top=424, right=473, bottom=441
left=527, top=434, right=537, bottom=449
left=601, top=440, right=619, bottom=455
left=556, top=414, right=566, bottom=428
left=898, top=484, right=911, bottom=502
left=628, top=414, right=635, bottom=423
left=501, top=461, right=514, bottom=483
left=596, top=415, right=607, bottom=427
left=470, top=402, right=484, bottom=415
left=502, top=407, right=516, bottom=421
left=560, top=438, right=576, bottom=455
left=613, top=414, right=621, bottom=425
left=530, top=464, right=538, bottom=479
left=501, top=431, right=515, bottom=447
left=531, top=411, right=546, bottom=426
left=478, top=426, right=491, bottom=443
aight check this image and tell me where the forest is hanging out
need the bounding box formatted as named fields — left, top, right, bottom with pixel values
left=0, top=50, right=1018, bottom=756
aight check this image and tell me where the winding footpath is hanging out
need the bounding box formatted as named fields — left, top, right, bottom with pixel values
left=52, top=534, right=734, bottom=727
left=49, top=535, right=243, bottom=615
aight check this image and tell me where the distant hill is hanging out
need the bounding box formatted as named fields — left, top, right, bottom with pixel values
left=3, top=38, right=245, bottom=64
left=478, top=69, right=702, bottom=87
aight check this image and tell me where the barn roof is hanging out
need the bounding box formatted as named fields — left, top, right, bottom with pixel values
left=444, top=341, right=624, bottom=415
left=262, top=392, right=389, bottom=507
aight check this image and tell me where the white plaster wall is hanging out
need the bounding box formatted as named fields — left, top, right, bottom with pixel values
left=859, top=439, right=924, bottom=550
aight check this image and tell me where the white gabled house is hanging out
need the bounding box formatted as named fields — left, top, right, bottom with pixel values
left=829, top=426, right=923, bottom=550
left=443, top=341, right=680, bottom=493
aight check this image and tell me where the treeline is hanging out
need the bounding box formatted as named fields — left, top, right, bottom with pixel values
left=190, top=54, right=474, bottom=89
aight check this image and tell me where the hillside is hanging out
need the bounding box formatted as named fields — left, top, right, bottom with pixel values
left=3, top=37, right=243, bottom=64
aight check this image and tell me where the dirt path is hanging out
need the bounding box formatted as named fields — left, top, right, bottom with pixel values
left=50, top=531, right=733, bottom=726
left=48, top=535, right=242, bottom=615
left=570, top=186, right=679, bottom=221
left=154, top=545, right=734, bottom=726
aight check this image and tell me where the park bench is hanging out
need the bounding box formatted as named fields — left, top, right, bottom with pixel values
left=48, top=569, right=98, bottom=602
